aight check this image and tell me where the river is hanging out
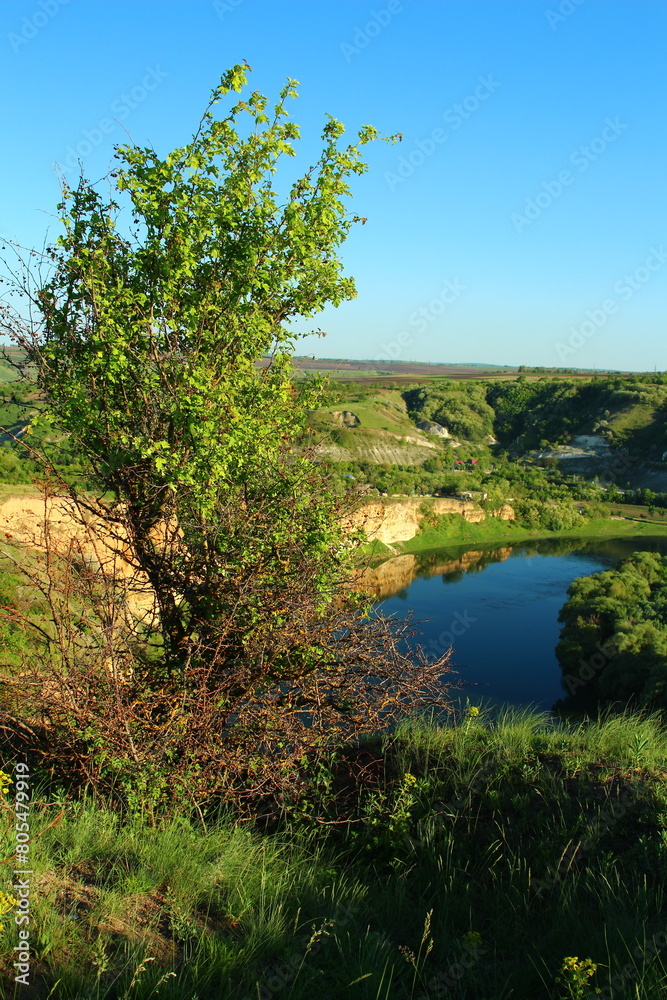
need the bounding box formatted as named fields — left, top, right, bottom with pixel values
left=373, top=535, right=667, bottom=711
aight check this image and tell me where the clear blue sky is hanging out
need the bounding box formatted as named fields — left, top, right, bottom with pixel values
left=1, top=0, right=665, bottom=371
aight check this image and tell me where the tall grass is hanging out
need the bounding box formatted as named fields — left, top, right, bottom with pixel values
left=3, top=709, right=667, bottom=997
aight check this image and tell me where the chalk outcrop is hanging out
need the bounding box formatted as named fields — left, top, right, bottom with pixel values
left=417, top=419, right=451, bottom=438
left=332, top=410, right=360, bottom=427
left=535, top=435, right=613, bottom=461
left=0, top=494, right=154, bottom=610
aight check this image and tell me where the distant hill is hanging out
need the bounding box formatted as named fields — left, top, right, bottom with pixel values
left=304, top=374, right=667, bottom=482
left=1, top=353, right=665, bottom=489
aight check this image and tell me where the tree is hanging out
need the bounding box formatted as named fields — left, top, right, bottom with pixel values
left=555, top=552, right=667, bottom=715
left=1, top=66, right=449, bottom=804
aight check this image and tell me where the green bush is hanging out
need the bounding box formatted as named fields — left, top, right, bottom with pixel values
left=556, top=551, right=667, bottom=712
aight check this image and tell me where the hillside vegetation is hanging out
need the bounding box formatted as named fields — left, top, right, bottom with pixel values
left=5, top=370, right=667, bottom=550
left=305, top=373, right=666, bottom=467
left=306, top=389, right=441, bottom=465
left=403, top=381, right=496, bottom=443
left=556, top=551, right=667, bottom=714
left=487, top=375, right=667, bottom=454
left=6, top=710, right=667, bottom=999
left=3, top=58, right=667, bottom=1000
left=299, top=375, right=667, bottom=508
left=4, top=367, right=667, bottom=489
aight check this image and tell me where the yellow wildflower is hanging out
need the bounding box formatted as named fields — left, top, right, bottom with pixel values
left=0, top=891, right=18, bottom=933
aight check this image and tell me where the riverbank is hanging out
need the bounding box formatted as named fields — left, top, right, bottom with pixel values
left=361, top=512, right=667, bottom=562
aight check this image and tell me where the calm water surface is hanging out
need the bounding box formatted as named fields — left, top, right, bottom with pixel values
left=378, top=536, right=667, bottom=711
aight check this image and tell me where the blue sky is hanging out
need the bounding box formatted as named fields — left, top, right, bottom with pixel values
left=1, top=0, right=665, bottom=371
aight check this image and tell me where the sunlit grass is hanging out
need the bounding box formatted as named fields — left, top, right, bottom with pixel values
left=4, top=711, right=667, bottom=997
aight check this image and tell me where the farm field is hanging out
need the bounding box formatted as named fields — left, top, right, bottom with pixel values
left=256, top=356, right=619, bottom=384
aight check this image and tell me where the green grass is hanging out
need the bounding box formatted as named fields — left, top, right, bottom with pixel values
left=0, top=483, right=38, bottom=497
left=0, top=362, right=20, bottom=385
left=610, top=503, right=667, bottom=525
left=310, top=391, right=418, bottom=436
left=5, top=710, right=667, bottom=998
left=607, top=403, right=657, bottom=436
left=0, top=802, right=366, bottom=999
left=360, top=512, right=667, bottom=560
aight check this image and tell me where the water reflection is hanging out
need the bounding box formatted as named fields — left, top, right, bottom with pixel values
left=368, top=535, right=667, bottom=711
left=361, top=535, right=667, bottom=600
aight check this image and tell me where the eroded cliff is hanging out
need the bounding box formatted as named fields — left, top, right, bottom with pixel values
left=342, top=497, right=515, bottom=545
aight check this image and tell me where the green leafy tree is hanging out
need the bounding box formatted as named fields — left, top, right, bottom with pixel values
left=8, top=63, right=380, bottom=665
left=2, top=66, right=449, bottom=801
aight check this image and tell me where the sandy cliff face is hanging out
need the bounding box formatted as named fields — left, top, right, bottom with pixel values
left=343, top=500, right=422, bottom=544
left=1, top=493, right=514, bottom=611
left=0, top=494, right=110, bottom=556
left=0, top=494, right=154, bottom=611
left=343, top=498, right=515, bottom=545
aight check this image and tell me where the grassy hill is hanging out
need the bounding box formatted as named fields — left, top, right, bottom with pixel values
left=305, top=388, right=444, bottom=466
left=307, top=374, right=667, bottom=475
left=2, top=365, right=666, bottom=493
